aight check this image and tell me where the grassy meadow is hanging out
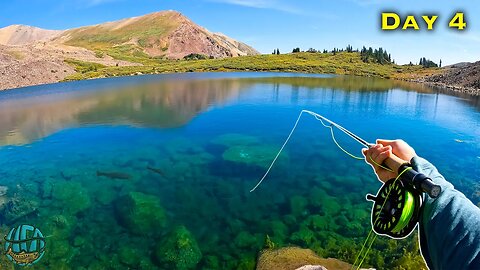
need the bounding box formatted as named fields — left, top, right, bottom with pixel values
left=63, top=52, right=440, bottom=82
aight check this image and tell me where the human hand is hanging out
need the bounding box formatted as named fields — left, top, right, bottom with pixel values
left=362, top=139, right=416, bottom=183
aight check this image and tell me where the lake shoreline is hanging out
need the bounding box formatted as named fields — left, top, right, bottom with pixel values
left=1, top=68, right=478, bottom=97
left=403, top=78, right=480, bottom=96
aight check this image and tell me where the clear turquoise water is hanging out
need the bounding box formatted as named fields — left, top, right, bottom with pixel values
left=0, top=73, right=478, bottom=269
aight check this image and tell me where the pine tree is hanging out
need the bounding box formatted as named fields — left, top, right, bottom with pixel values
left=440, top=59, right=442, bottom=68
left=419, top=57, right=438, bottom=68
left=276, top=49, right=280, bottom=55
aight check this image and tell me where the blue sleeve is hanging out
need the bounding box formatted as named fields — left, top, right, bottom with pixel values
left=411, top=156, right=480, bottom=270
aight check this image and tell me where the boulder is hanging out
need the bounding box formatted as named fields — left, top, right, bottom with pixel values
left=0, top=186, right=8, bottom=196
left=1, top=196, right=39, bottom=225
left=114, top=192, right=167, bottom=234
left=222, top=145, right=286, bottom=168
left=234, top=231, right=258, bottom=249
left=290, top=195, right=308, bottom=217
left=256, top=247, right=371, bottom=270
left=51, top=181, right=92, bottom=215
left=155, top=226, right=202, bottom=270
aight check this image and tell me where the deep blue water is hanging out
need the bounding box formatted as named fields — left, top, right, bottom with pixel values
left=0, top=73, right=478, bottom=269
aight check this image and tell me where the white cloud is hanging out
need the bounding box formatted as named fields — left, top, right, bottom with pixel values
left=207, top=0, right=302, bottom=14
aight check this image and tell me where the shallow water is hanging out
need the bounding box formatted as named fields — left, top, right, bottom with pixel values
left=0, top=73, right=479, bottom=269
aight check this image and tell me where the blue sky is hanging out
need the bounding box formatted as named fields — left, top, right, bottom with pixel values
left=1, top=0, right=479, bottom=65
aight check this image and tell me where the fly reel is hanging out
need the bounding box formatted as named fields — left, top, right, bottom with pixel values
left=366, top=177, right=423, bottom=239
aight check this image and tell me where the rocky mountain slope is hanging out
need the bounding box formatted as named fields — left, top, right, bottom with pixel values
left=425, top=61, right=480, bottom=95
left=0, top=25, right=62, bottom=45
left=0, top=10, right=259, bottom=90
left=59, top=11, right=258, bottom=59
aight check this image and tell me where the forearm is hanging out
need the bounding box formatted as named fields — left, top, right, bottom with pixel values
left=411, top=156, right=480, bottom=270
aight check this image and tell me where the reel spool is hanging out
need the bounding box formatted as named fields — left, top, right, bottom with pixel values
left=366, top=178, right=423, bottom=239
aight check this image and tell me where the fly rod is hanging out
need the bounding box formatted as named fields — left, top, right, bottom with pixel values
left=308, top=110, right=441, bottom=198
left=251, top=109, right=441, bottom=198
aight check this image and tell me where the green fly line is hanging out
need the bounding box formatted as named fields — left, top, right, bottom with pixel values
left=351, top=166, right=412, bottom=270
left=249, top=110, right=413, bottom=270
left=392, top=190, right=415, bottom=233
left=250, top=109, right=392, bottom=192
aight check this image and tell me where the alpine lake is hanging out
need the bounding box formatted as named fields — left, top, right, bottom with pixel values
left=0, top=72, right=479, bottom=269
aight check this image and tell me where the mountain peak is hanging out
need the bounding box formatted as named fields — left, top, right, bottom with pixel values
left=0, top=24, right=62, bottom=45
left=61, top=10, right=258, bottom=59
left=0, top=10, right=258, bottom=59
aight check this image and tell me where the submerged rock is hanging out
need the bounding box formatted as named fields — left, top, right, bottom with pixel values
left=203, top=255, right=220, bottom=269
left=290, top=195, right=309, bottom=217
left=270, top=220, right=289, bottom=244
left=0, top=252, right=14, bottom=270
left=290, top=225, right=316, bottom=246
left=0, top=186, right=8, bottom=196
left=155, top=225, right=202, bottom=270
left=233, top=231, right=258, bottom=249
left=73, top=236, right=86, bottom=247
left=93, top=184, right=118, bottom=205
left=41, top=179, right=54, bottom=199
left=1, top=196, right=39, bottom=225
left=48, top=239, right=72, bottom=260
left=44, top=214, right=76, bottom=240
left=308, top=187, right=341, bottom=215
left=306, top=215, right=331, bottom=231
left=114, top=191, right=166, bottom=234
left=52, top=181, right=92, bottom=215
left=222, top=145, right=286, bottom=168
left=237, top=256, right=257, bottom=270
left=118, top=246, right=142, bottom=267
left=0, top=186, right=9, bottom=212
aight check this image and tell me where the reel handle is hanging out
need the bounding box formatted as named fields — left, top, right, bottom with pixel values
left=418, top=177, right=441, bottom=198
left=382, top=154, right=442, bottom=198
left=399, top=166, right=441, bottom=198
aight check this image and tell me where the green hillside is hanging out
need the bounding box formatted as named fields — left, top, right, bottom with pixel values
left=64, top=52, right=438, bottom=82
left=62, top=11, right=182, bottom=64
left=64, top=12, right=182, bottom=49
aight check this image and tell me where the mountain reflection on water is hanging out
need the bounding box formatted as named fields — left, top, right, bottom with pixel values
left=0, top=73, right=468, bottom=146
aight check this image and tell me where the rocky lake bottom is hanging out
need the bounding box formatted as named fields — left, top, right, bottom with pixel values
left=0, top=73, right=478, bottom=269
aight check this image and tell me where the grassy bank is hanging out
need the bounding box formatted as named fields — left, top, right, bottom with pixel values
left=63, top=52, right=439, bottom=82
